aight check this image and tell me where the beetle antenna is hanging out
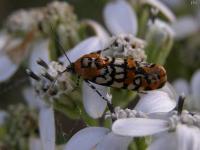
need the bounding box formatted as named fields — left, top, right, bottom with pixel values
left=49, top=24, right=72, bottom=65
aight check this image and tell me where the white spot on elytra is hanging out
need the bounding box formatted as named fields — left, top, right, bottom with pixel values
left=115, top=74, right=124, bottom=79
left=114, top=58, right=124, bottom=65
left=115, top=66, right=124, bottom=73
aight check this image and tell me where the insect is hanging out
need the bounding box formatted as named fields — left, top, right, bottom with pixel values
left=27, top=38, right=167, bottom=115
left=69, top=50, right=167, bottom=92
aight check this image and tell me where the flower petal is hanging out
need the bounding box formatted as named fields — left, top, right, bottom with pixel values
left=176, top=124, right=200, bottom=150
left=148, top=132, right=176, bottom=150
left=135, top=91, right=176, bottom=114
left=0, top=31, right=9, bottom=50
left=159, top=0, right=181, bottom=8
left=82, top=81, right=110, bottom=118
left=112, top=118, right=169, bottom=137
left=191, top=126, right=200, bottom=150
left=159, top=82, right=178, bottom=100
left=172, top=16, right=199, bottom=39
left=103, top=0, right=138, bottom=35
left=39, top=107, right=55, bottom=150
left=96, top=132, right=132, bottom=150
left=149, top=19, right=175, bottom=36
left=172, top=79, right=190, bottom=96
left=142, top=0, right=176, bottom=22
left=29, top=137, right=43, bottom=150
left=29, top=39, right=49, bottom=73
left=84, top=20, right=110, bottom=47
left=59, top=36, right=102, bottom=66
left=64, top=127, right=109, bottom=150
left=0, top=55, right=18, bottom=81
left=191, top=69, right=200, bottom=108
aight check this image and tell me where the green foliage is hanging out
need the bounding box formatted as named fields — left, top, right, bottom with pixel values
left=111, top=89, right=137, bottom=108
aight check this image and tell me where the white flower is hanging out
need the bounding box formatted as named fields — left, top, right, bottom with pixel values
left=87, top=0, right=144, bottom=60
left=135, top=90, right=176, bottom=114
left=112, top=110, right=200, bottom=150
left=64, top=85, right=176, bottom=150
left=29, top=39, right=50, bottom=74
left=63, top=127, right=132, bottom=150
left=148, top=111, right=200, bottom=150
left=148, top=124, right=200, bottom=150
left=103, top=0, right=138, bottom=36
left=102, top=34, right=147, bottom=61
left=111, top=84, right=178, bottom=138
left=113, top=117, right=169, bottom=137
left=172, top=69, right=200, bottom=110
left=82, top=82, right=110, bottom=118
left=0, top=54, right=18, bottom=81
left=23, top=39, right=56, bottom=150
left=39, top=107, right=55, bottom=150
left=23, top=87, right=55, bottom=150
left=83, top=20, right=110, bottom=47
left=0, top=32, right=18, bottom=81
left=109, top=84, right=176, bottom=120
left=111, top=86, right=177, bottom=138
left=148, top=19, right=175, bottom=37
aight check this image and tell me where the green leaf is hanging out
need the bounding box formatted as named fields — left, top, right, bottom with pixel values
left=137, top=7, right=150, bottom=38
left=48, top=31, right=60, bottom=61
left=111, top=89, right=137, bottom=107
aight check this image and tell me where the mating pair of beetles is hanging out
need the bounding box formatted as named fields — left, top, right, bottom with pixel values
left=68, top=48, right=167, bottom=92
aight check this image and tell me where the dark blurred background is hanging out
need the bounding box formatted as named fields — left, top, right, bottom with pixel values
left=0, top=0, right=106, bottom=25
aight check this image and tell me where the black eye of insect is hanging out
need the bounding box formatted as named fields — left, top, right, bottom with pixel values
left=113, top=40, right=119, bottom=47
left=131, top=44, right=136, bottom=49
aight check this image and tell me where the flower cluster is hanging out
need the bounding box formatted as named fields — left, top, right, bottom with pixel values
left=27, top=60, right=74, bottom=100
left=103, top=34, right=147, bottom=61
